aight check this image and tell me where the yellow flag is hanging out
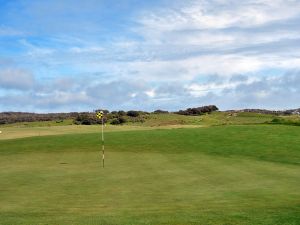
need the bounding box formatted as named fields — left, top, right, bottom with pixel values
left=96, top=111, right=103, bottom=119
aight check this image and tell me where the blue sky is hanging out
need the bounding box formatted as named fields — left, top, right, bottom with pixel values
left=0, top=0, right=300, bottom=112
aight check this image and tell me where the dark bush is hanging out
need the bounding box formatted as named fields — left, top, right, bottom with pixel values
left=74, top=113, right=99, bottom=125
left=269, top=117, right=300, bottom=126
left=110, top=118, right=121, bottom=125
left=176, top=105, right=219, bottom=115
left=110, top=117, right=127, bottom=125
left=81, top=119, right=92, bottom=125
left=127, top=110, right=139, bottom=117
left=119, top=117, right=127, bottom=123
left=271, top=118, right=281, bottom=123
left=118, top=110, right=126, bottom=116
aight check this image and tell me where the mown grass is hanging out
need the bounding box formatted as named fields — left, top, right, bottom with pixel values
left=0, top=125, right=299, bottom=225
left=0, top=124, right=205, bottom=140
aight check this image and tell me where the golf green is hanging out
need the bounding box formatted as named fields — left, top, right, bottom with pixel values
left=0, top=125, right=299, bottom=224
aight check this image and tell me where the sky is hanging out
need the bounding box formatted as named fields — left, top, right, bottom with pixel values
left=0, top=0, right=300, bottom=112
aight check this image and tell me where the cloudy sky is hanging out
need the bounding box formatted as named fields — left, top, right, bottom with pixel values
left=0, top=0, right=300, bottom=112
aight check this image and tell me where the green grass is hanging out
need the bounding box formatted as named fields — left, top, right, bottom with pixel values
left=0, top=125, right=299, bottom=225
left=0, top=124, right=204, bottom=140
left=269, top=116, right=300, bottom=126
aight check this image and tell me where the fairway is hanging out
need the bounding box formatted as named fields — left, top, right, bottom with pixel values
left=0, top=123, right=204, bottom=140
left=0, top=125, right=300, bottom=225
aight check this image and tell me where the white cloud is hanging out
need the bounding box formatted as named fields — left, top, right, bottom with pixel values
left=139, top=0, right=300, bottom=31
left=186, top=75, right=259, bottom=97
left=254, top=90, right=270, bottom=99
left=145, top=89, right=156, bottom=97
left=122, top=55, right=264, bottom=82
left=0, top=68, right=35, bottom=90
left=19, top=39, right=55, bottom=57
left=37, top=91, right=90, bottom=105
left=69, top=46, right=104, bottom=54
left=12, top=0, right=300, bottom=85
left=1, top=0, right=300, bottom=112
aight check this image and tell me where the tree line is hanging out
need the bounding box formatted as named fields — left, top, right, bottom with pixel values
left=2, top=105, right=299, bottom=125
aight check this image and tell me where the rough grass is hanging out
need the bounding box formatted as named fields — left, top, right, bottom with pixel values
left=269, top=116, right=300, bottom=126
left=0, top=125, right=299, bottom=225
left=127, top=112, right=276, bottom=127
left=0, top=119, right=75, bottom=127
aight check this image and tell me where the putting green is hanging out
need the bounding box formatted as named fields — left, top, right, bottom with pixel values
left=0, top=125, right=299, bottom=224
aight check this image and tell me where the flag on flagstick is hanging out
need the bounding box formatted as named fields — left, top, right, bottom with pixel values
left=96, top=111, right=105, bottom=168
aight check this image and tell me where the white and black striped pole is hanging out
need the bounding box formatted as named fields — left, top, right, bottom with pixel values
left=101, top=116, right=105, bottom=168
left=96, top=111, right=105, bottom=168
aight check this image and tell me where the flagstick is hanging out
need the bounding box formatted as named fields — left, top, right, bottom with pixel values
left=102, top=117, right=105, bottom=168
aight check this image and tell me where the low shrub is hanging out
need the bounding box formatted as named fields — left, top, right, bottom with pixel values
left=127, top=110, right=140, bottom=117
left=110, top=117, right=127, bottom=125
left=269, top=117, right=300, bottom=126
left=176, top=105, right=219, bottom=116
